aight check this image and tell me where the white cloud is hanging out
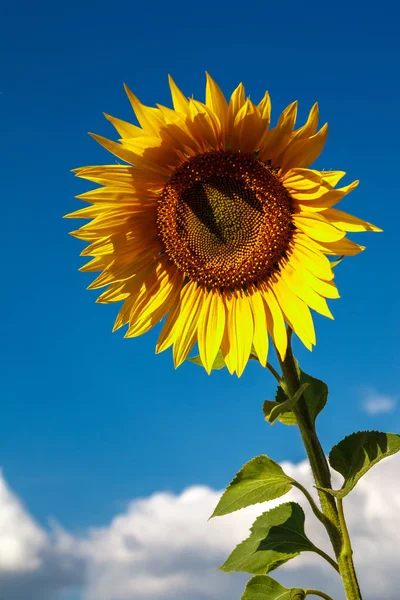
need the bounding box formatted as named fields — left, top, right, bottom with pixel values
left=361, top=388, right=397, bottom=415
left=1, top=455, right=400, bottom=600
left=0, top=468, right=46, bottom=572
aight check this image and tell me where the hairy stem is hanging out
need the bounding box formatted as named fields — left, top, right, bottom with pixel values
left=337, top=498, right=362, bottom=599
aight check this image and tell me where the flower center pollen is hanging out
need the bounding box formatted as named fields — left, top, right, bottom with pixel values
left=157, top=151, right=294, bottom=289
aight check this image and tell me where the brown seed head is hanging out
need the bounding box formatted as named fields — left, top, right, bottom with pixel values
left=157, top=150, right=294, bottom=290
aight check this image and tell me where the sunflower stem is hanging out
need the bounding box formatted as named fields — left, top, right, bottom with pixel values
left=276, top=329, right=362, bottom=600
left=337, top=498, right=363, bottom=599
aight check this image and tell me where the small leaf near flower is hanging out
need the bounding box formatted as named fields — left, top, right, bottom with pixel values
left=264, top=371, right=326, bottom=426
left=326, top=431, right=400, bottom=498
left=211, top=456, right=293, bottom=518
left=263, top=385, right=297, bottom=426
left=241, top=575, right=305, bottom=600
left=219, top=502, right=315, bottom=574
left=262, top=383, right=307, bottom=425
left=263, top=399, right=297, bottom=425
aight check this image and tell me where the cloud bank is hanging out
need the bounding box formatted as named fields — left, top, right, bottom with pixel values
left=1, top=456, right=399, bottom=600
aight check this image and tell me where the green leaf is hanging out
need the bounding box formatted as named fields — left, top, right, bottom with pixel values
left=263, top=400, right=297, bottom=426
left=263, top=373, right=324, bottom=427
left=263, top=385, right=296, bottom=426
left=241, top=575, right=305, bottom=600
left=219, top=502, right=314, bottom=574
left=300, top=371, right=328, bottom=424
left=263, top=399, right=296, bottom=425
left=188, top=349, right=226, bottom=370
left=211, top=456, right=293, bottom=517
left=327, top=430, right=400, bottom=498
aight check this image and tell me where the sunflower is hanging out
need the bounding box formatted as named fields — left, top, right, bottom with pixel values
left=67, top=74, right=380, bottom=376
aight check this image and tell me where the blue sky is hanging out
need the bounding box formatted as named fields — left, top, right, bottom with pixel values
left=0, top=0, right=399, bottom=598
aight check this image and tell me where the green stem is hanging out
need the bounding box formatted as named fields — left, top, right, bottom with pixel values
left=305, top=590, right=335, bottom=600
left=312, top=546, right=339, bottom=573
left=290, top=480, right=327, bottom=527
left=337, top=498, right=362, bottom=599
left=277, top=333, right=341, bottom=553
left=276, top=329, right=362, bottom=600
left=266, top=362, right=283, bottom=385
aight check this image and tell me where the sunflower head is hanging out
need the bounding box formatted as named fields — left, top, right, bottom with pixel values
left=67, top=74, right=381, bottom=376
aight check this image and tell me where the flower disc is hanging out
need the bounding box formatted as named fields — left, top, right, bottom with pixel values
left=158, top=151, right=294, bottom=289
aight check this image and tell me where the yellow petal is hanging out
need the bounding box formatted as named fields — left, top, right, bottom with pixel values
left=74, top=186, right=156, bottom=204
left=156, top=104, right=201, bottom=152
left=279, top=123, right=328, bottom=173
left=122, top=135, right=179, bottom=169
left=248, top=290, right=269, bottom=367
left=228, top=82, right=246, bottom=123
left=223, top=292, right=254, bottom=377
left=220, top=294, right=235, bottom=375
left=290, top=102, right=319, bottom=141
left=257, top=90, right=271, bottom=128
left=272, top=278, right=316, bottom=350
left=96, top=258, right=157, bottom=303
left=314, top=238, right=365, bottom=256
left=321, top=171, right=346, bottom=187
left=124, top=85, right=165, bottom=136
left=75, top=210, right=156, bottom=239
left=282, top=168, right=321, bottom=192
left=205, top=73, right=228, bottom=140
left=79, top=256, right=109, bottom=273
left=259, top=283, right=287, bottom=360
left=88, top=247, right=157, bottom=290
left=291, top=238, right=334, bottom=281
left=89, top=134, right=136, bottom=165
left=168, top=75, right=190, bottom=116
left=288, top=253, right=339, bottom=298
left=281, top=262, right=334, bottom=319
left=73, top=165, right=164, bottom=190
left=283, top=169, right=332, bottom=201
left=96, top=283, right=129, bottom=303
left=173, top=284, right=204, bottom=367
left=90, top=134, right=170, bottom=175
left=115, top=261, right=165, bottom=331
left=79, top=236, right=115, bottom=257
left=103, top=114, right=143, bottom=139
left=125, top=266, right=183, bottom=337
left=322, top=208, right=382, bottom=232
left=124, top=289, right=180, bottom=338
left=156, top=286, right=187, bottom=353
left=188, top=99, right=220, bottom=148
left=294, top=213, right=346, bottom=242
left=232, top=98, right=264, bottom=152
left=258, top=101, right=298, bottom=163
left=309, top=180, right=360, bottom=210
left=197, top=289, right=226, bottom=374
